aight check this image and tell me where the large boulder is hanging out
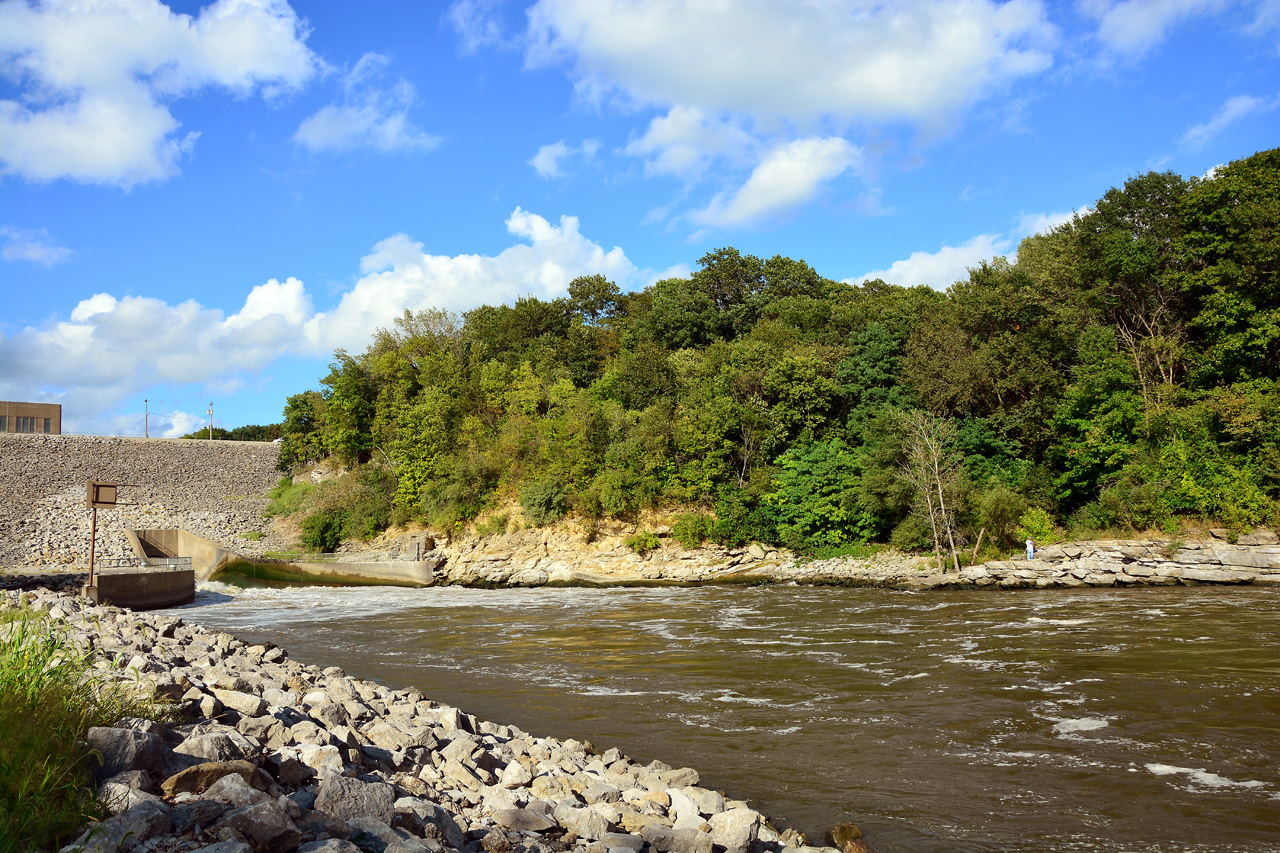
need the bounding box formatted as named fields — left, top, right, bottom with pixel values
left=174, top=730, right=259, bottom=763
left=86, top=727, right=165, bottom=782
left=217, top=799, right=302, bottom=850
left=315, top=774, right=395, bottom=824
left=708, top=808, right=762, bottom=853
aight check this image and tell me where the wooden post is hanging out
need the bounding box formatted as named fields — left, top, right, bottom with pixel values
left=89, top=506, right=97, bottom=589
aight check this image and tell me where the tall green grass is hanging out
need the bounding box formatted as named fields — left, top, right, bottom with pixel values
left=0, top=605, right=154, bottom=853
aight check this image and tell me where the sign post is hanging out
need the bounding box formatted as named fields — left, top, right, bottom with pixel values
left=86, top=480, right=119, bottom=591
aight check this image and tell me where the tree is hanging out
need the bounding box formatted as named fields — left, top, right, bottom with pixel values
left=899, top=411, right=964, bottom=572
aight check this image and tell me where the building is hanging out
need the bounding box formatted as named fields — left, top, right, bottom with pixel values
left=0, top=401, right=62, bottom=434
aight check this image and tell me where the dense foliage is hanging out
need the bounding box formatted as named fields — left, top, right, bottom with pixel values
left=275, top=149, right=1280, bottom=555
left=179, top=423, right=281, bottom=441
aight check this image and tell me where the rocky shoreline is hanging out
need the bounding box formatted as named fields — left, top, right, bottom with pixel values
left=6, top=585, right=854, bottom=853
left=328, top=527, right=1280, bottom=591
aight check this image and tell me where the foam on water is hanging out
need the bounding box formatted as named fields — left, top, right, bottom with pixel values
left=1145, top=764, right=1267, bottom=790
left=1052, top=717, right=1111, bottom=735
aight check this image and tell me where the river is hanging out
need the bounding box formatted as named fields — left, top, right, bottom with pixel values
left=163, top=583, right=1280, bottom=853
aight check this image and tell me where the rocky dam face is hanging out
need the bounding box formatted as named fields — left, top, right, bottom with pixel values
left=0, top=433, right=283, bottom=569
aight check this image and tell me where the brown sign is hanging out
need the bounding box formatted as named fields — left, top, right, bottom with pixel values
left=87, top=481, right=118, bottom=508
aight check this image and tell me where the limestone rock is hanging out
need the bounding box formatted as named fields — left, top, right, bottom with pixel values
left=216, top=799, right=302, bottom=850
left=315, top=774, right=395, bottom=824
left=86, top=727, right=165, bottom=782
left=492, top=807, right=557, bottom=832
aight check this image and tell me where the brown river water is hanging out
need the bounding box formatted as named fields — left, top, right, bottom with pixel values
left=164, top=583, right=1280, bottom=853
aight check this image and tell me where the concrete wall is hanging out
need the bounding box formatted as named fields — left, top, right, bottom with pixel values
left=285, top=560, right=439, bottom=586
left=0, top=433, right=280, bottom=569
left=87, top=569, right=195, bottom=609
left=128, top=528, right=243, bottom=582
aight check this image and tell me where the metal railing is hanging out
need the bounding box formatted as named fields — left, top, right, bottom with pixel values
left=96, top=556, right=193, bottom=573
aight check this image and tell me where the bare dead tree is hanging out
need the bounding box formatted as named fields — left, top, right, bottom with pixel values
left=899, top=411, right=964, bottom=573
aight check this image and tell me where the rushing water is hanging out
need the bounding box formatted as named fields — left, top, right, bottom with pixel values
left=162, top=583, right=1280, bottom=853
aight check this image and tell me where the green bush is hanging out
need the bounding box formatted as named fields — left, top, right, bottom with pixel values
left=265, top=476, right=313, bottom=518
left=475, top=513, right=510, bottom=537
left=977, top=484, right=1028, bottom=547
left=1016, top=507, right=1058, bottom=544
left=624, top=530, right=661, bottom=554
left=300, top=510, right=346, bottom=552
left=0, top=607, right=157, bottom=850
left=671, top=512, right=714, bottom=549
left=520, top=481, right=566, bottom=526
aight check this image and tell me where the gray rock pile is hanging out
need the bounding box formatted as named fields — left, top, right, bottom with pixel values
left=763, top=530, right=1280, bottom=590
left=6, top=588, right=830, bottom=853
left=0, top=434, right=285, bottom=569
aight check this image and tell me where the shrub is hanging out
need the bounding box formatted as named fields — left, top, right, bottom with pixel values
left=300, top=510, right=345, bottom=552
left=475, top=512, right=510, bottom=537
left=0, top=607, right=157, bottom=849
left=1016, top=507, right=1058, bottom=545
left=265, top=476, right=313, bottom=518
left=624, top=530, right=661, bottom=554
left=520, top=481, right=566, bottom=526
left=671, top=512, right=714, bottom=549
left=977, top=484, right=1028, bottom=547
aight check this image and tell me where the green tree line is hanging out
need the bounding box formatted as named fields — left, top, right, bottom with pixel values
left=274, top=148, right=1280, bottom=558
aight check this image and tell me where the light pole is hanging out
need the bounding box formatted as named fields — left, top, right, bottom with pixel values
left=207, top=402, right=213, bottom=440
left=144, top=398, right=149, bottom=438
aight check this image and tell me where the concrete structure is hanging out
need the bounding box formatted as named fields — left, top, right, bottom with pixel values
left=85, top=568, right=195, bottom=609
left=127, top=528, right=243, bottom=582
left=1, top=400, right=61, bottom=434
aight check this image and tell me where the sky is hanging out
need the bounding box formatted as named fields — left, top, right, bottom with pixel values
left=2, top=0, right=1278, bottom=436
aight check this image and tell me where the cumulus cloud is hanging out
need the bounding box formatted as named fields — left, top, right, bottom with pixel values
left=294, top=53, right=439, bottom=154
left=0, top=0, right=318, bottom=187
left=624, top=107, right=757, bottom=180
left=525, top=0, right=1055, bottom=126
left=852, top=208, right=1075, bottom=289
left=1081, top=0, right=1230, bottom=55
left=0, top=208, right=646, bottom=429
left=691, top=137, right=860, bottom=227
left=1, top=225, right=72, bottom=266
left=528, top=138, right=599, bottom=177
left=1180, top=93, right=1278, bottom=150
left=856, top=233, right=1008, bottom=290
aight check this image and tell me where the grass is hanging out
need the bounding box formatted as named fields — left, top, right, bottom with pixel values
left=0, top=604, right=156, bottom=853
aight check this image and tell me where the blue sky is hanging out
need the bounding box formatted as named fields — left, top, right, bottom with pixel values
left=2, top=0, right=1277, bottom=436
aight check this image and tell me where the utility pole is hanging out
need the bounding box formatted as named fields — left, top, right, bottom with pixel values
left=144, top=398, right=149, bottom=438
left=208, top=402, right=213, bottom=440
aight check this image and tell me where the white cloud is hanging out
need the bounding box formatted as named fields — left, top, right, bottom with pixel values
left=294, top=53, right=439, bottom=154
left=1015, top=209, right=1075, bottom=237
left=0, top=208, right=646, bottom=429
left=525, top=0, right=1055, bottom=126
left=691, top=137, right=860, bottom=227
left=1081, top=0, right=1230, bottom=55
left=851, top=207, right=1075, bottom=289
left=528, top=138, right=600, bottom=177
left=1180, top=93, right=1278, bottom=150
left=529, top=141, right=571, bottom=177
left=448, top=0, right=514, bottom=52
left=310, top=207, right=640, bottom=351
left=1, top=225, right=72, bottom=266
left=624, top=107, right=757, bottom=180
left=0, top=0, right=318, bottom=187
left=855, top=233, right=1008, bottom=290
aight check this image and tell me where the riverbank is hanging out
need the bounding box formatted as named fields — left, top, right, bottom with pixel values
left=8, top=526, right=1280, bottom=594
left=6, top=586, right=839, bottom=853
left=285, top=527, right=1280, bottom=591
